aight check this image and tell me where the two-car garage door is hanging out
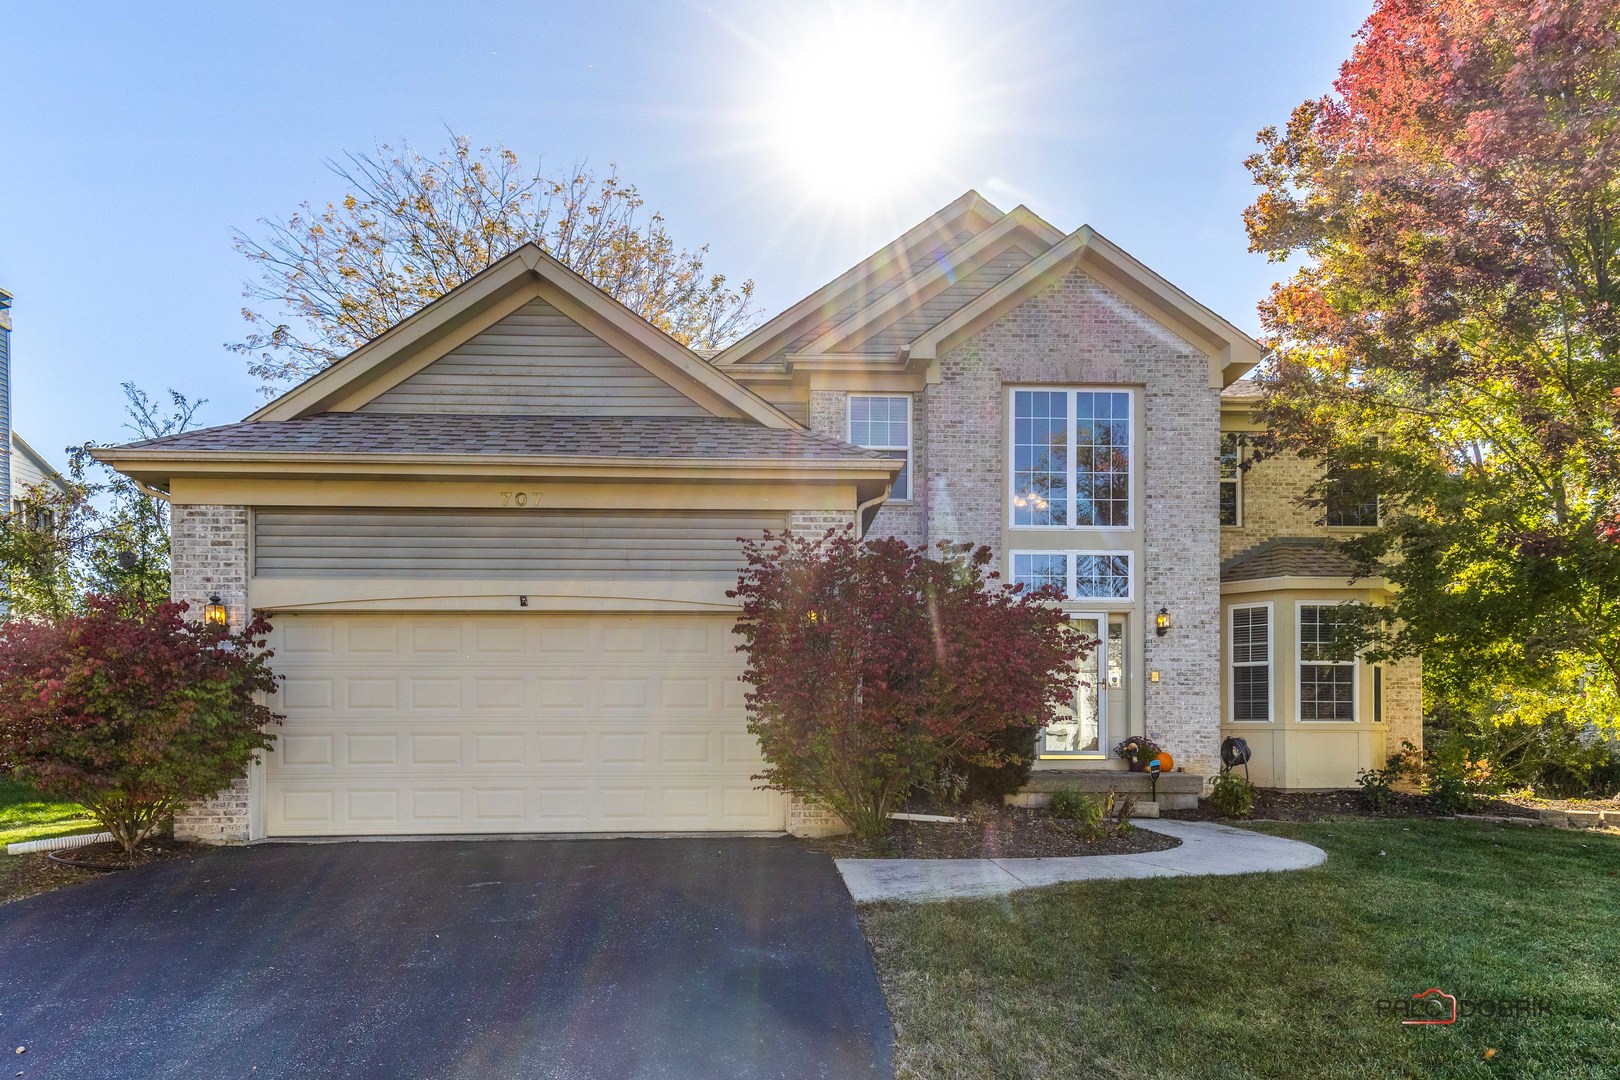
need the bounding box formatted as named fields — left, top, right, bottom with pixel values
left=263, top=613, right=784, bottom=836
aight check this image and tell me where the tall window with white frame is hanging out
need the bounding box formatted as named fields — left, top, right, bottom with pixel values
left=1010, top=388, right=1131, bottom=527
left=1009, top=553, right=1129, bottom=757
left=1229, top=604, right=1271, bottom=722
left=1298, top=603, right=1357, bottom=721
left=848, top=395, right=912, bottom=501
left=1219, top=433, right=1242, bottom=527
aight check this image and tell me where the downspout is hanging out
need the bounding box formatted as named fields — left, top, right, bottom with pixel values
left=132, top=478, right=171, bottom=502
left=855, top=485, right=891, bottom=539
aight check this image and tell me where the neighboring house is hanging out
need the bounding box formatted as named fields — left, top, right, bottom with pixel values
left=96, top=192, right=1420, bottom=844
left=0, top=289, right=72, bottom=521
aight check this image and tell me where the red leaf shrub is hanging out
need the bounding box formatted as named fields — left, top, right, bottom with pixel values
left=731, top=529, right=1088, bottom=838
left=0, top=597, right=282, bottom=853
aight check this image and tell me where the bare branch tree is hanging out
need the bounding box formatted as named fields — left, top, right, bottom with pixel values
left=230, top=132, right=758, bottom=390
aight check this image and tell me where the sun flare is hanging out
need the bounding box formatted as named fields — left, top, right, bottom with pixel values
left=762, top=8, right=963, bottom=205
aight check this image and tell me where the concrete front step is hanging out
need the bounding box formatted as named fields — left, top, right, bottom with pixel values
left=1017, top=770, right=1205, bottom=811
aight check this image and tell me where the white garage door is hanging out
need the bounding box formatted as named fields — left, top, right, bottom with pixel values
left=263, top=613, right=784, bottom=836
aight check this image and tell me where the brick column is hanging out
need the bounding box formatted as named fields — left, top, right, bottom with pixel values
left=170, top=504, right=254, bottom=843
left=779, top=509, right=855, bottom=837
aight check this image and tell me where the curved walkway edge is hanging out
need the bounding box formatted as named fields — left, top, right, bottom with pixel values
left=834, top=820, right=1327, bottom=903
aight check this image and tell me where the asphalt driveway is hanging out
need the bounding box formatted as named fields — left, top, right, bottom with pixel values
left=0, top=837, right=892, bottom=1079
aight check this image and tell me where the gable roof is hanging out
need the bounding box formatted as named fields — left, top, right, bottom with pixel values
left=107, top=413, right=889, bottom=463
left=712, top=191, right=1061, bottom=367
left=906, top=226, right=1266, bottom=388
left=248, top=243, right=798, bottom=429
left=10, top=433, right=70, bottom=496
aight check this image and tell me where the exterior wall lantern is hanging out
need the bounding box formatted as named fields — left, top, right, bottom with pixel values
left=204, top=595, right=229, bottom=629
left=1155, top=607, right=1172, bottom=637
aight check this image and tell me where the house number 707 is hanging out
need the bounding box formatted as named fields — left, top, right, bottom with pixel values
left=499, top=491, right=542, bottom=507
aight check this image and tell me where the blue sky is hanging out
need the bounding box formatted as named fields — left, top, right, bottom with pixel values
left=0, top=1, right=1369, bottom=467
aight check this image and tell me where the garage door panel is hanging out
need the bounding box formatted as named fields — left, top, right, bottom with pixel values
left=265, top=613, right=783, bottom=835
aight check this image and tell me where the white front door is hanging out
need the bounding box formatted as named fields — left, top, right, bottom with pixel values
left=1040, top=613, right=1107, bottom=757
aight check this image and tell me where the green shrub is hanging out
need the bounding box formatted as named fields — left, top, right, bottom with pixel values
left=956, top=723, right=1040, bottom=802
left=1429, top=757, right=1498, bottom=813
left=1356, top=765, right=1398, bottom=812
left=1210, top=770, right=1255, bottom=818
left=1049, top=787, right=1133, bottom=840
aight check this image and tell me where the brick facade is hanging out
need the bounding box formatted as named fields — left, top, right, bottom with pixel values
left=808, top=389, right=927, bottom=545
left=1220, top=447, right=1328, bottom=562
left=925, top=268, right=1223, bottom=776
left=781, top=507, right=857, bottom=837
left=170, top=504, right=254, bottom=843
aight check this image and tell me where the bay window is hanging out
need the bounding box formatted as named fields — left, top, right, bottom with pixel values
left=1298, top=603, right=1357, bottom=721
left=1228, top=603, right=1272, bottom=722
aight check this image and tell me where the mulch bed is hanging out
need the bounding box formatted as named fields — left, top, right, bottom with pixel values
left=46, top=837, right=199, bottom=872
left=1, top=839, right=200, bottom=906
left=801, top=804, right=1183, bottom=860
left=1161, top=788, right=1542, bottom=823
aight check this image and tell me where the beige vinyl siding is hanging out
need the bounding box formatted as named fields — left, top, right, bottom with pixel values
left=847, top=246, right=1036, bottom=353
left=359, top=298, right=710, bottom=416
left=254, top=508, right=784, bottom=579
left=759, top=227, right=983, bottom=365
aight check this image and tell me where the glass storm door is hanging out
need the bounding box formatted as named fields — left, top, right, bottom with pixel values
left=1040, top=614, right=1105, bottom=756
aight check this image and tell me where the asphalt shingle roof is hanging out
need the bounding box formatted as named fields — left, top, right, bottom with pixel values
left=112, top=413, right=890, bottom=462
left=1220, top=537, right=1365, bottom=583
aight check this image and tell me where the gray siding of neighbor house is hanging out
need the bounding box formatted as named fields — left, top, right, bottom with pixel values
left=358, top=299, right=710, bottom=417
left=253, top=508, right=785, bottom=580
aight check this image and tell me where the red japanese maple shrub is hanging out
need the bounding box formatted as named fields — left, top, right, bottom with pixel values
left=0, top=597, right=282, bottom=854
left=731, top=529, right=1086, bottom=839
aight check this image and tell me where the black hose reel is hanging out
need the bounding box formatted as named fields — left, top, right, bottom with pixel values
left=1221, top=736, right=1252, bottom=782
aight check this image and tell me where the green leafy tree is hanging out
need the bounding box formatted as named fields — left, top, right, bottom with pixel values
left=0, top=384, right=202, bottom=618
left=731, top=530, right=1086, bottom=839
left=231, top=131, right=759, bottom=389
left=1244, top=0, right=1620, bottom=729
left=0, top=598, right=281, bottom=854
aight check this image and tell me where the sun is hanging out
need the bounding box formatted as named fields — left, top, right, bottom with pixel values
left=760, top=8, right=963, bottom=206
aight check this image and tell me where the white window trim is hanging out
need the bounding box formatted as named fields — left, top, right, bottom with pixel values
left=848, top=394, right=913, bottom=503
left=1227, top=601, right=1273, bottom=724
left=1007, top=387, right=1135, bottom=532
left=1219, top=432, right=1243, bottom=528
left=1009, top=549, right=1134, bottom=603
left=1039, top=609, right=1109, bottom=758
left=1296, top=600, right=1359, bottom=723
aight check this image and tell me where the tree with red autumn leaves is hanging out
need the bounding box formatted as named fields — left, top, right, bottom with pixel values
left=0, top=598, right=281, bottom=854
left=730, top=530, right=1086, bottom=839
left=1245, top=0, right=1620, bottom=729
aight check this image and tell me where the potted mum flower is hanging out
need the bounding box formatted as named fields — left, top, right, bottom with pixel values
left=1113, top=735, right=1163, bottom=773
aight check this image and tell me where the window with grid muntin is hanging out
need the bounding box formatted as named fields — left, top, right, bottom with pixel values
left=1011, top=389, right=1131, bottom=528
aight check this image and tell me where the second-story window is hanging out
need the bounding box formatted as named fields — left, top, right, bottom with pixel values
left=1219, top=433, right=1242, bottom=526
left=848, top=395, right=912, bottom=501
left=1010, top=388, right=1132, bottom=528
left=1324, top=465, right=1379, bottom=527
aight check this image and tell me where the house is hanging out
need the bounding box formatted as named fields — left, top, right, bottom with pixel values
left=95, top=192, right=1419, bottom=843
left=0, top=289, right=73, bottom=520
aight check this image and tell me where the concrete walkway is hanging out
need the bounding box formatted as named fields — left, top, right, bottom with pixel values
left=836, top=820, right=1326, bottom=903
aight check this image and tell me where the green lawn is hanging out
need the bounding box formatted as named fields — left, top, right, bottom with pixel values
left=859, top=818, right=1620, bottom=1079
left=0, top=778, right=96, bottom=848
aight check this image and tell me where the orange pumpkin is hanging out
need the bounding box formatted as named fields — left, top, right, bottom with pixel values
left=1151, top=752, right=1175, bottom=774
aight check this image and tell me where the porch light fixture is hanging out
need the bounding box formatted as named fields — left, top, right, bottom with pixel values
left=1155, top=607, right=1172, bottom=636
left=204, top=596, right=228, bottom=629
